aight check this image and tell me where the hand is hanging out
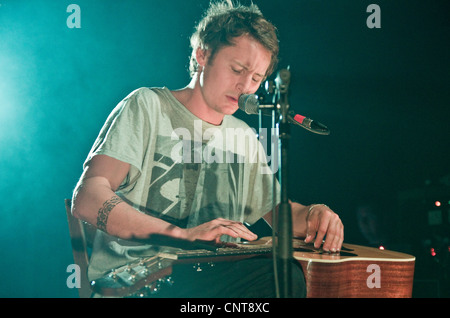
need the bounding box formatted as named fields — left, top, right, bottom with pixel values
left=183, top=218, right=258, bottom=244
left=304, top=204, right=344, bottom=252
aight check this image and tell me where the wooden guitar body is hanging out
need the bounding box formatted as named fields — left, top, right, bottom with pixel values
left=293, top=242, right=415, bottom=298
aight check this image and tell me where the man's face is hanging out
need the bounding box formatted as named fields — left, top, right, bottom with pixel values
left=197, top=35, right=272, bottom=118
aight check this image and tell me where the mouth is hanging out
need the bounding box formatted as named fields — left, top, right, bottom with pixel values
left=226, top=95, right=239, bottom=106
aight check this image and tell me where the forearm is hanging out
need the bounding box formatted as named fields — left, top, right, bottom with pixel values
left=71, top=176, right=184, bottom=241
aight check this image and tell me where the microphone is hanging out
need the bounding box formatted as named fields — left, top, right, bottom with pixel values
left=238, top=94, right=330, bottom=135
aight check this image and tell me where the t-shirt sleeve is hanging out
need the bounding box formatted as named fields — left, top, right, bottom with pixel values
left=83, top=88, right=154, bottom=190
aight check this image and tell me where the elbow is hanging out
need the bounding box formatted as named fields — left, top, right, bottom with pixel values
left=71, top=202, right=82, bottom=220
left=71, top=190, right=84, bottom=220
left=70, top=175, right=115, bottom=227
left=70, top=181, right=90, bottom=221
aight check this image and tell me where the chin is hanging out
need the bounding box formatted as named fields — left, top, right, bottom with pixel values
left=224, top=105, right=239, bottom=115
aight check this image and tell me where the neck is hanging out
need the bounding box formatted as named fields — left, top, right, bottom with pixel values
left=171, top=73, right=224, bottom=126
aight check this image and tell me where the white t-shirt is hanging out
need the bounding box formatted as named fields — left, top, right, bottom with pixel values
left=84, top=87, right=279, bottom=281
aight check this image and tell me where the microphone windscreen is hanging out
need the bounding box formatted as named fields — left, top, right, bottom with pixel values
left=238, top=94, right=259, bottom=115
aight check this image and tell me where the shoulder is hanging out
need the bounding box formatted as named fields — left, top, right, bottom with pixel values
left=123, top=87, right=163, bottom=103
left=114, top=87, right=169, bottom=116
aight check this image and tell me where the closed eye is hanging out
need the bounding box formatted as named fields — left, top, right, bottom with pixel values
left=231, top=67, right=243, bottom=74
left=231, top=65, right=262, bottom=84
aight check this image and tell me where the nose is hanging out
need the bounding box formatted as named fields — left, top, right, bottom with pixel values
left=236, top=75, right=253, bottom=94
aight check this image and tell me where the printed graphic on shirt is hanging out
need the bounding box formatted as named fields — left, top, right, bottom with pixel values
left=168, top=119, right=278, bottom=174
left=145, top=136, right=245, bottom=228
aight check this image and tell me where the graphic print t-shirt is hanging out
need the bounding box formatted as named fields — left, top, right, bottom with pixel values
left=84, top=87, right=279, bottom=280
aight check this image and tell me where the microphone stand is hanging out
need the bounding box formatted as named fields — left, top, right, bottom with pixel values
left=253, top=68, right=328, bottom=297
left=274, top=69, right=293, bottom=298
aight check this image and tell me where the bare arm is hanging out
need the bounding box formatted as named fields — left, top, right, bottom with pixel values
left=72, top=154, right=256, bottom=243
left=71, top=155, right=184, bottom=240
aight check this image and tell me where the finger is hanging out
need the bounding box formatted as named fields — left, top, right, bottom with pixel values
left=219, top=219, right=258, bottom=240
left=313, top=217, right=330, bottom=249
left=209, top=220, right=257, bottom=242
left=223, top=223, right=258, bottom=241
left=304, top=214, right=317, bottom=244
left=325, top=218, right=344, bottom=252
left=304, top=231, right=316, bottom=244
left=304, top=205, right=327, bottom=244
left=304, top=234, right=314, bottom=243
left=322, top=220, right=339, bottom=252
left=337, top=225, right=344, bottom=251
left=333, top=219, right=344, bottom=251
left=328, top=233, right=340, bottom=253
left=204, top=225, right=238, bottom=243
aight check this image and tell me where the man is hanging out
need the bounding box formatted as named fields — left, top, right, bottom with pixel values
left=71, top=1, right=343, bottom=298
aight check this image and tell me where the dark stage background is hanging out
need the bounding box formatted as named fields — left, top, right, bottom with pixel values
left=0, top=0, right=449, bottom=298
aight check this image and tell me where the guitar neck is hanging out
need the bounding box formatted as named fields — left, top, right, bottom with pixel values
left=163, top=236, right=342, bottom=262
left=167, top=241, right=274, bottom=262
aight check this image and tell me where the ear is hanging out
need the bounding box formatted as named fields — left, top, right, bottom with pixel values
left=195, top=48, right=208, bottom=67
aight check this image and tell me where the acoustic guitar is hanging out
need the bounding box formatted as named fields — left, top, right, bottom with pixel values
left=90, top=237, right=415, bottom=298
